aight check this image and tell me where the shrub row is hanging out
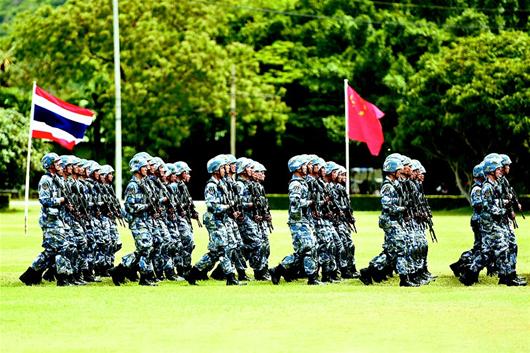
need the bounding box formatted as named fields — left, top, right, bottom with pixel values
left=268, top=194, right=530, bottom=211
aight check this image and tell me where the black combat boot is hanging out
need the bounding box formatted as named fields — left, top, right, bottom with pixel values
left=383, top=264, right=393, bottom=278
left=371, top=268, right=386, bottom=283
left=164, top=269, right=178, bottom=281
left=210, top=265, right=225, bottom=280
left=42, top=267, right=56, bottom=282
left=197, top=269, right=209, bottom=280
left=185, top=266, right=201, bottom=285
left=20, top=267, right=40, bottom=286
left=226, top=272, right=245, bottom=286
left=109, top=264, right=127, bottom=286
left=449, top=260, right=463, bottom=277
left=358, top=267, right=373, bottom=285
left=458, top=269, right=478, bottom=286
left=321, top=271, right=331, bottom=283
left=82, top=269, right=97, bottom=283
left=139, top=273, right=157, bottom=286
left=330, top=270, right=341, bottom=282
left=56, top=274, right=71, bottom=286
left=237, top=269, right=250, bottom=281
left=399, top=274, right=420, bottom=287
left=269, top=264, right=285, bottom=285
left=514, top=273, right=528, bottom=286
left=307, top=273, right=324, bottom=285
left=500, top=273, right=527, bottom=286
left=124, top=267, right=139, bottom=282
left=72, top=272, right=87, bottom=285
left=340, top=267, right=353, bottom=279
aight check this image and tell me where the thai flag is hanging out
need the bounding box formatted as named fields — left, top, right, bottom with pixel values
left=31, top=85, right=95, bottom=150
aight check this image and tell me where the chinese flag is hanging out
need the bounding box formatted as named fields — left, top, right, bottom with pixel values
left=346, top=84, right=384, bottom=156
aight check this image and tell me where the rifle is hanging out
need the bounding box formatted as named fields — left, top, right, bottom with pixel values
left=219, top=178, right=243, bottom=221
left=410, top=181, right=437, bottom=243
left=95, top=183, right=127, bottom=227
left=334, top=184, right=357, bottom=233
left=178, top=182, right=202, bottom=228
left=248, top=181, right=273, bottom=232
left=307, top=178, right=324, bottom=223
left=52, top=175, right=91, bottom=230
left=138, top=178, right=162, bottom=218
left=317, top=179, right=357, bottom=233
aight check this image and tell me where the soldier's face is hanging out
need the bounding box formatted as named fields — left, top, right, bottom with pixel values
left=494, top=168, right=503, bottom=179
left=94, top=171, right=100, bottom=180
left=54, top=161, right=63, bottom=176
left=107, top=174, right=114, bottom=183
left=140, top=166, right=148, bottom=177
left=417, top=173, right=425, bottom=182
left=301, top=164, right=308, bottom=175
left=183, top=172, right=191, bottom=182
left=504, top=165, right=510, bottom=175
left=230, top=163, right=237, bottom=173
left=219, top=166, right=226, bottom=177
left=149, top=163, right=156, bottom=174
left=402, top=165, right=412, bottom=177
left=65, top=165, right=73, bottom=175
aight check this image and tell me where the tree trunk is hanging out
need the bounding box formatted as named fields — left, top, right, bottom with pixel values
left=448, top=160, right=470, bottom=203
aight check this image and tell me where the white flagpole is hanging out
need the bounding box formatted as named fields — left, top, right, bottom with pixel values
left=344, top=79, right=350, bottom=196
left=113, top=0, right=123, bottom=201
left=24, top=81, right=37, bottom=236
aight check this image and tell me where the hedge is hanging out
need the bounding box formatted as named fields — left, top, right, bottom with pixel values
left=268, top=194, right=530, bottom=211
left=0, top=194, right=9, bottom=211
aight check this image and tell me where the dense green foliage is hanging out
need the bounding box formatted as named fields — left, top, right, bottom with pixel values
left=1, top=0, right=529, bottom=194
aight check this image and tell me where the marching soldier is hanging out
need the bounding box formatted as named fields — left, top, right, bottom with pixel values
left=269, top=155, right=321, bottom=285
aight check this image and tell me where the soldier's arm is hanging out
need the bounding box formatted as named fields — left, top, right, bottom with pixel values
left=381, top=184, right=405, bottom=215
left=205, top=184, right=229, bottom=214
left=38, top=177, right=63, bottom=207
left=124, top=183, right=149, bottom=214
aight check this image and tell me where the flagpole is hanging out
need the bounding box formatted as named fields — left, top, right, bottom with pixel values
left=24, top=81, right=37, bottom=236
left=344, top=79, right=350, bottom=196
left=113, top=0, right=123, bottom=201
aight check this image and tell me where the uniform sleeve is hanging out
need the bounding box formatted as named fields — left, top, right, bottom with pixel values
left=38, top=177, right=61, bottom=207
left=481, top=184, right=504, bottom=217
left=470, top=186, right=482, bottom=210
left=205, top=183, right=229, bottom=214
left=380, top=183, right=405, bottom=215
left=125, top=182, right=148, bottom=214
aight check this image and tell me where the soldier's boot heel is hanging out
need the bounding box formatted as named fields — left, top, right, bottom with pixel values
left=20, top=267, right=40, bottom=286
left=56, top=274, right=71, bottom=287
left=210, top=265, right=225, bottom=281
left=226, top=272, right=245, bottom=286
left=358, top=268, right=373, bottom=285
left=139, top=273, right=157, bottom=286
left=185, top=266, right=201, bottom=285
left=307, top=273, right=324, bottom=285
left=449, top=260, right=463, bottom=277
left=237, top=269, right=250, bottom=281
left=269, top=264, right=285, bottom=285
left=42, top=267, right=56, bottom=282
left=109, top=264, right=127, bottom=286
left=399, top=274, right=420, bottom=287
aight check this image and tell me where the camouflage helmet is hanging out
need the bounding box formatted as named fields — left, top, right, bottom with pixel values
left=59, top=155, right=75, bottom=168
left=174, top=161, right=191, bottom=175
left=224, top=154, right=237, bottom=164
left=88, top=162, right=102, bottom=175
left=150, top=157, right=164, bottom=169
left=236, top=157, right=253, bottom=174
left=41, top=152, right=60, bottom=170
left=325, top=161, right=339, bottom=175
left=129, top=157, right=148, bottom=173
left=383, top=157, right=403, bottom=173
left=100, top=164, right=114, bottom=175
left=472, top=162, right=485, bottom=178
left=165, top=163, right=177, bottom=175
left=288, top=156, right=305, bottom=173
left=207, top=156, right=226, bottom=173
left=482, top=158, right=502, bottom=174
left=254, top=162, right=267, bottom=172
left=411, top=159, right=426, bottom=173
left=133, top=152, right=151, bottom=161
left=499, top=154, right=512, bottom=166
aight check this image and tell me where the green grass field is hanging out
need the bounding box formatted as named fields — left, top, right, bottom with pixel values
left=1, top=202, right=529, bottom=353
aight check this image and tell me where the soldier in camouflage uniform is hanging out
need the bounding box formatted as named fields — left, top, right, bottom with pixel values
left=110, top=157, right=156, bottom=286
left=185, top=156, right=242, bottom=286
left=173, top=161, right=199, bottom=277
left=234, top=157, right=267, bottom=279
left=20, top=153, right=75, bottom=286
left=459, top=154, right=526, bottom=286
left=359, top=156, right=418, bottom=287
left=307, top=156, right=339, bottom=282
left=269, top=155, right=321, bottom=285
left=250, top=161, right=272, bottom=278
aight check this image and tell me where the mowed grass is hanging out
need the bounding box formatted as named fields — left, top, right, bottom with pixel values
left=0, top=202, right=529, bottom=353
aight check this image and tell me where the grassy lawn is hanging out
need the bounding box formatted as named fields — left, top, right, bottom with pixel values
left=1, top=202, right=529, bottom=353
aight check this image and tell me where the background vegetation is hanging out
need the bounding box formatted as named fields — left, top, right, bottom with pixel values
left=1, top=0, right=529, bottom=196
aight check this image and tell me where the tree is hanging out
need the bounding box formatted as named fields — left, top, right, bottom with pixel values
left=393, top=30, right=530, bottom=195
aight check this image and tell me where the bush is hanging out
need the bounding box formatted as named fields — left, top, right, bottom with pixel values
left=267, top=194, right=530, bottom=212
left=0, top=194, right=9, bottom=210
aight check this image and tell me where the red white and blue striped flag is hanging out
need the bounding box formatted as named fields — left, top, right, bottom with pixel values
left=31, top=85, right=95, bottom=150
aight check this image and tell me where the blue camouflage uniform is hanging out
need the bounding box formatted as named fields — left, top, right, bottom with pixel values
left=280, top=175, right=318, bottom=277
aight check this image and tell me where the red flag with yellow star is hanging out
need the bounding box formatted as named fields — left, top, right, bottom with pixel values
left=346, top=84, right=384, bottom=156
